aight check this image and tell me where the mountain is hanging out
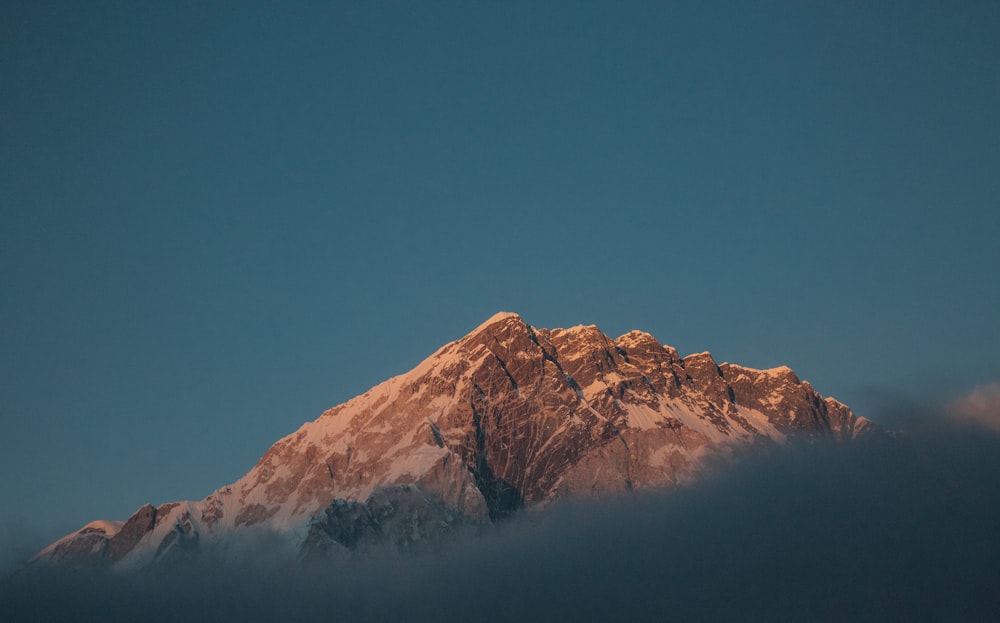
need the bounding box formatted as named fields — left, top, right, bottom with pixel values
left=30, top=312, right=871, bottom=568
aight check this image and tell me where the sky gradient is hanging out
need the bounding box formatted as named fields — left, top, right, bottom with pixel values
left=2, top=1, right=999, bottom=545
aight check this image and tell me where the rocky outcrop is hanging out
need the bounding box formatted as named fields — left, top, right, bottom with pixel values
left=302, top=484, right=475, bottom=557
left=27, top=521, right=121, bottom=567
left=32, top=312, right=871, bottom=569
left=106, top=504, right=156, bottom=562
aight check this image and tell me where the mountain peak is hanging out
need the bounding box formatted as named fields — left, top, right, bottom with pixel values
left=30, top=313, right=871, bottom=570
left=469, top=311, right=523, bottom=334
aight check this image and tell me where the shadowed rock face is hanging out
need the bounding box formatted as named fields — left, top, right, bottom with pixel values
left=106, top=504, right=156, bottom=562
left=31, top=313, right=871, bottom=569
left=302, top=484, right=474, bottom=556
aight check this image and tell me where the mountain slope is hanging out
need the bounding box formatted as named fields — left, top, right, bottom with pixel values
left=32, top=312, right=871, bottom=568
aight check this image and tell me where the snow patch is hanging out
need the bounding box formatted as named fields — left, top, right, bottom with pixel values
left=383, top=445, right=450, bottom=483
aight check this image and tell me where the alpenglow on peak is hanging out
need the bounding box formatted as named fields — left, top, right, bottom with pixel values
left=31, top=312, right=871, bottom=569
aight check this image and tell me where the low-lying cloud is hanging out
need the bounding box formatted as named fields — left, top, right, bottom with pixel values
left=949, top=382, right=1000, bottom=433
left=3, top=402, right=999, bottom=623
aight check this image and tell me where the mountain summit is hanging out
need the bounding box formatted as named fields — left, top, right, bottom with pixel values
left=32, top=313, right=871, bottom=567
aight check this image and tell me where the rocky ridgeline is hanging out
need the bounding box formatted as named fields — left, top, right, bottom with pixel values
left=31, top=313, right=871, bottom=569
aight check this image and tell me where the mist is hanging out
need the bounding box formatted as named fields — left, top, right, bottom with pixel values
left=3, top=405, right=999, bottom=622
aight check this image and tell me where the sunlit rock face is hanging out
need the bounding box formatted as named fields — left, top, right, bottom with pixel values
left=30, top=312, right=870, bottom=569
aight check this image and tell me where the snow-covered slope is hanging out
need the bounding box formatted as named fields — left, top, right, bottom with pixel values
left=31, top=312, right=871, bottom=568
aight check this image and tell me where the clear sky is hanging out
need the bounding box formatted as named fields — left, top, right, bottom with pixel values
left=2, top=1, right=998, bottom=543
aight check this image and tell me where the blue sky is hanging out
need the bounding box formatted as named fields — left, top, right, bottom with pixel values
left=2, top=1, right=998, bottom=543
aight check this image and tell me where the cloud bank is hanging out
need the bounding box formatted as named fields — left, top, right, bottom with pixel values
left=3, top=404, right=999, bottom=622
left=949, top=382, right=1000, bottom=433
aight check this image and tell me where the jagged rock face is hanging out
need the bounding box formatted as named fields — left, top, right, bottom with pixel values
left=31, top=312, right=871, bottom=569
left=106, top=503, right=156, bottom=562
left=302, top=484, right=475, bottom=557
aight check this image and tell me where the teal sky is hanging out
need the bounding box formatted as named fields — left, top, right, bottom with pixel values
left=2, top=1, right=998, bottom=542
